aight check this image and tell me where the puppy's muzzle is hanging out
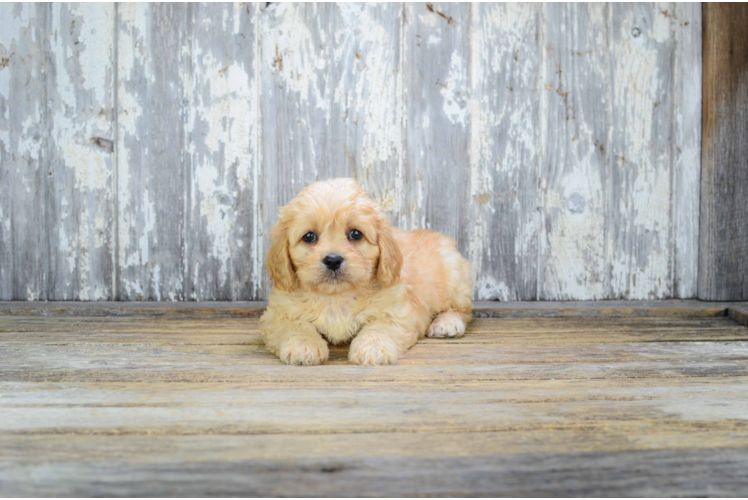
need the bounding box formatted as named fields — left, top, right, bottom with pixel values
left=323, top=254, right=344, bottom=271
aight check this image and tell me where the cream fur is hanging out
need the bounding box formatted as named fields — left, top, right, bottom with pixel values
left=261, top=178, right=473, bottom=366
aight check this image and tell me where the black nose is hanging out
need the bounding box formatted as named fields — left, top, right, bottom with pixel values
left=323, top=254, right=344, bottom=271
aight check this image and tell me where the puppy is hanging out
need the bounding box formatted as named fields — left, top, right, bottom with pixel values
left=260, top=178, right=472, bottom=365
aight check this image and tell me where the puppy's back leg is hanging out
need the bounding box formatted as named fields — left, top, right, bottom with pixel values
left=427, top=309, right=469, bottom=338
left=426, top=239, right=473, bottom=338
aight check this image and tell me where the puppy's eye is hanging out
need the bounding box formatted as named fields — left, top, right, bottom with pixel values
left=301, top=232, right=317, bottom=243
left=348, top=229, right=363, bottom=241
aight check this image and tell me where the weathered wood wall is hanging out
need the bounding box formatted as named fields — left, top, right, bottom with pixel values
left=699, top=3, right=748, bottom=301
left=0, top=3, right=703, bottom=301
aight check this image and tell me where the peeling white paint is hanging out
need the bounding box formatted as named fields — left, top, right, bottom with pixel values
left=183, top=5, right=263, bottom=299
left=651, top=3, right=672, bottom=43
left=477, top=276, right=512, bottom=302
left=609, top=4, right=673, bottom=299
left=671, top=3, right=701, bottom=299
left=440, top=52, right=468, bottom=126
left=1, top=3, right=702, bottom=301
left=116, top=4, right=148, bottom=276
left=336, top=4, right=402, bottom=213
left=265, top=4, right=328, bottom=113
left=469, top=3, right=540, bottom=300
left=538, top=3, right=609, bottom=301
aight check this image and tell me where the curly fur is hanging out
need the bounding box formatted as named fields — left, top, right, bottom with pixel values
left=261, top=178, right=472, bottom=366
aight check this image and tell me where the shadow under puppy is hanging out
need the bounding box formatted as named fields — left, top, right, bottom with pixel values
left=261, top=178, right=472, bottom=365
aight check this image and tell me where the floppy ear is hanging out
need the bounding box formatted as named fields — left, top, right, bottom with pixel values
left=376, top=217, right=403, bottom=287
left=266, top=220, right=296, bottom=292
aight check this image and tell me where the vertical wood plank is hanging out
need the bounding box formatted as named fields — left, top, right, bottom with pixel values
left=607, top=3, right=675, bottom=299
left=539, top=3, right=610, bottom=300
left=469, top=3, right=541, bottom=300
left=116, top=4, right=188, bottom=300
left=672, top=3, right=701, bottom=299
left=0, top=3, right=19, bottom=298
left=185, top=3, right=260, bottom=300
left=259, top=3, right=402, bottom=296
left=699, top=3, right=748, bottom=301
left=47, top=3, right=115, bottom=300
left=327, top=3, right=403, bottom=228
left=401, top=2, right=471, bottom=254
left=0, top=4, right=48, bottom=300
left=259, top=3, right=329, bottom=296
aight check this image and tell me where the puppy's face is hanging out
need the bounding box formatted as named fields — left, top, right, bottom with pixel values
left=267, top=179, right=402, bottom=295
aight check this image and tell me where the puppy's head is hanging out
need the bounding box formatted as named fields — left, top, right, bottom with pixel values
left=266, top=178, right=402, bottom=294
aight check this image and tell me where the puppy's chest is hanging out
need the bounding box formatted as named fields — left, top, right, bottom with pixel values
left=310, top=300, right=368, bottom=344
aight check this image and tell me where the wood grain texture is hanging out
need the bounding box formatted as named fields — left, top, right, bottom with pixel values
left=0, top=4, right=49, bottom=300
left=729, top=306, right=748, bottom=328
left=539, top=3, right=609, bottom=300
left=1, top=3, right=706, bottom=301
left=699, top=3, right=748, bottom=301
left=2, top=315, right=747, bottom=343
left=0, top=299, right=742, bottom=319
left=47, top=3, right=115, bottom=300
left=1, top=445, right=747, bottom=497
left=608, top=3, right=677, bottom=300
left=185, top=3, right=261, bottom=300
left=469, top=3, right=541, bottom=301
left=1, top=316, right=747, bottom=386
left=1, top=299, right=743, bottom=320
left=1, top=308, right=748, bottom=496
left=402, top=3, right=471, bottom=256
left=2, top=371, right=748, bottom=433
left=672, top=3, right=702, bottom=299
left=116, top=3, right=188, bottom=300
left=2, top=429, right=748, bottom=466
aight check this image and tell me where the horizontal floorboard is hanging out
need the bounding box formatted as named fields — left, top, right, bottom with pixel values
left=2, top=379, right=748, bottom=436
left=1, top=304, right=747, bottom=495
left=2, top=317, right=745, bottom=342
left=2, top=448, right=747, bottom=497
left=1, top=300, right=744, bottom=318
left=729, top=306, right=748, bottom=327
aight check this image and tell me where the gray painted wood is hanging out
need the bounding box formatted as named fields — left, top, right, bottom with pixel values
left=2, top=447, right=747, bottom=497
left=729, top=306, right=748, bottom=328
left=0, top=4, right=48, bottom=300
left=469, top=3, right=541, bottom=301
left=539, top=3, right=610, bottom=300
left=2, top=299, right=743, bottom=319
left=116, top=3, right=188, bottom=300
left=608, top=3, right=677, bottom=300
left=0, top=2, right=705, bottom=301
left=185, top=3, right=261, bottom=300
left=47, top=4, right=115, bottom=300
left=699, top=3, right=748, bottom=301
left=1, top=308, right=748, bottom=496
left=673, top=3, right=702, bottom=299
left=402, top=3, right=471, bottom=257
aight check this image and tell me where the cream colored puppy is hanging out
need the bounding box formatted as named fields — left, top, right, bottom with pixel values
left=261, top=178, right=472, bottom=366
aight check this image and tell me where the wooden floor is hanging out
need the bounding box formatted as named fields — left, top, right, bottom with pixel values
left=1, top=301, right=748, bottom=497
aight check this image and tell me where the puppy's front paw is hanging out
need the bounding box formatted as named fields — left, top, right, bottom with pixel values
left=349, top=334, right=399, bottom=366
left=427, top=312, right=466, bottom=338
left=279, top=336, right=329, bottom=366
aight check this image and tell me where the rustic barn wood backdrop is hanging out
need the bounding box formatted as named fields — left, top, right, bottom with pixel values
left=0, top=3, right=703, bottom=301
